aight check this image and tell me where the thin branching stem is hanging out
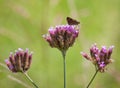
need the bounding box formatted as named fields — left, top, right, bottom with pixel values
left=62, top=50, right=66, bottom=88
left=86, top=69, right=99, bottom=88
left=24, top=72, right=39, bottom=88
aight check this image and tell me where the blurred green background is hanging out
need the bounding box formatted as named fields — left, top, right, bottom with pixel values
left=0, top=0, right=120, bottom=88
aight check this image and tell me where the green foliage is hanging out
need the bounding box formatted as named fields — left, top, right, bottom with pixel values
left=0, top=0, right=120, bottom=88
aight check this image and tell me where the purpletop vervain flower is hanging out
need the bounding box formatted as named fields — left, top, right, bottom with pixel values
left=43, top=25, right=79, bottom=52
left=43, top=23, right=79, bottom=88
left=5, top=48, right=39, bottom=88
left=81, top=44, right=114, bottom=72
left=5, top=48, right=32, bottom=73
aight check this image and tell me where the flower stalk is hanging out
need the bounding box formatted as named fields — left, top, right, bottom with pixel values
left=86, top=69, right=99, bottom=88
left=62, top=50, right=66, bottom=88
left=24, top=72, right=39, bottom=88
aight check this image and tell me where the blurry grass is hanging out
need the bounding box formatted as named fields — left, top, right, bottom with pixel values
left=0, top=0, right=120, bottom=88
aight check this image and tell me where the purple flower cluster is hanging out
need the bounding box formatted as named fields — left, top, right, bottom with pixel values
left=43, top=25, right=79, bottom=52
left=81, top=44, right=114, bottom=72
left=4, top=17, right=115, bottom=88
left=5, top=48, right=32, bottom=73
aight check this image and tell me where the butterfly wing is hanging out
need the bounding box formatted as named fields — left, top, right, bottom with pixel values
left=66, top=17, right=80, bottom=25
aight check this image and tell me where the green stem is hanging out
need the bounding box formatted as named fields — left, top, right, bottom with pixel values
left=62, top=50, right=66, bottom=88
left=86, top=69, right=99, bottom=88
left=24, top=72, right=39, bottom=88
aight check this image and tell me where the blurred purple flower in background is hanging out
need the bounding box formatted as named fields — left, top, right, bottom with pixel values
left=81, top=44, right=114, bottom=72
left=5, top=48, right=32, bottom=73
